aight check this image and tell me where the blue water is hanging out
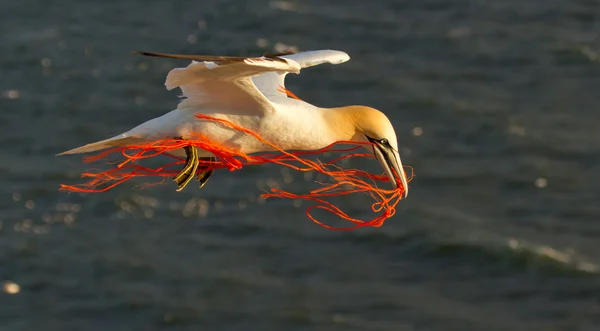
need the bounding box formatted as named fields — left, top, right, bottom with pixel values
left=1, top=0, right=600, bottom=330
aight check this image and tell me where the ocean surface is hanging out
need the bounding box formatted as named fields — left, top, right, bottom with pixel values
left=1, top=0, right=599, bottom=330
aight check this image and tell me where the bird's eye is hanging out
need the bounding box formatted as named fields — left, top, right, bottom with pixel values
left=380, top=138, right=389, bottom=145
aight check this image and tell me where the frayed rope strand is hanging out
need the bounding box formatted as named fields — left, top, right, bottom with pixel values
left=60, top=114, right=411, bottom=230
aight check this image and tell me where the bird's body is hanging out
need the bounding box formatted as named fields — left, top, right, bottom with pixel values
left=59, top=49, right=409, bottom=195
left=116, top=97, right=339, bottom=158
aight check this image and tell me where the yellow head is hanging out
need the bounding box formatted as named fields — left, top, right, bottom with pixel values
left=327, top=106, right=409, bottom=197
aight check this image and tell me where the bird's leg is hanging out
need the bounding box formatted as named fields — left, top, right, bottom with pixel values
left=196, top=157, right=216, bottom=188
left=173, top=139, right=199, bottom=192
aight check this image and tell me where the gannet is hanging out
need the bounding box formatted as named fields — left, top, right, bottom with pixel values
left=58, top=49, right=409, bottom=197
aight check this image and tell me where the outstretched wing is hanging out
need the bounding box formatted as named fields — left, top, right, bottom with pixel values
left=135, top=51, right=302, bottom=115
left=251, top=50, right=350, bottom=101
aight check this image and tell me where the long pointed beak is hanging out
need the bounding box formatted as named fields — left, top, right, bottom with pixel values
left=372, top=144, right=409, bottom=198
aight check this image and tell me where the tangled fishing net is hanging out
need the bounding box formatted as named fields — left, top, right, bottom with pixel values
left=60, top=114, right=412, bottom=230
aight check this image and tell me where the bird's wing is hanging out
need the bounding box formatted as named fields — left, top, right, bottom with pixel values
left=135, top=51, right=302, bottom=115
left=251, top=50, right=350, bottom=101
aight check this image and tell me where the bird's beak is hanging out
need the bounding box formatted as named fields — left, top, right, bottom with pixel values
left=370, top=140, right=409, bottom=198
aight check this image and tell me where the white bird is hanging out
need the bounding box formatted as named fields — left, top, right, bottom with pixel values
left=58, top=49, right=409, bottom=196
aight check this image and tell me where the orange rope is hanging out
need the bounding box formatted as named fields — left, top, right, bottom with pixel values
left=60, top=114, right=412, bottom=230
left=277, top=85, right=302, bottom=100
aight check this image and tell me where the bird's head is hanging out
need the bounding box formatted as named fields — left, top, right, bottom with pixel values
left=329, top=106, right=409, bottom=197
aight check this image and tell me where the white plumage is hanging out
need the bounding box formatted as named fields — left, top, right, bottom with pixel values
left=58, top=49, right=408, bottom=196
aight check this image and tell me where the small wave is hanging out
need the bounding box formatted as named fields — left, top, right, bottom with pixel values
left=506, top=238, right=599, bottom=274
left=343, top=229, right=600, bottom=275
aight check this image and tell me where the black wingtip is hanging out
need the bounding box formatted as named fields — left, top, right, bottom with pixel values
left=263, top=51, right=297, bottom=58
left=131, top=51, right=161, bottom=57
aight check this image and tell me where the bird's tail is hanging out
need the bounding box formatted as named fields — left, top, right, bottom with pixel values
left=56, top=135, right=146, bottom=156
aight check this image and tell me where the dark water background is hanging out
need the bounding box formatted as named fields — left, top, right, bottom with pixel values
left=1, top=0, right=600, bottom=330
